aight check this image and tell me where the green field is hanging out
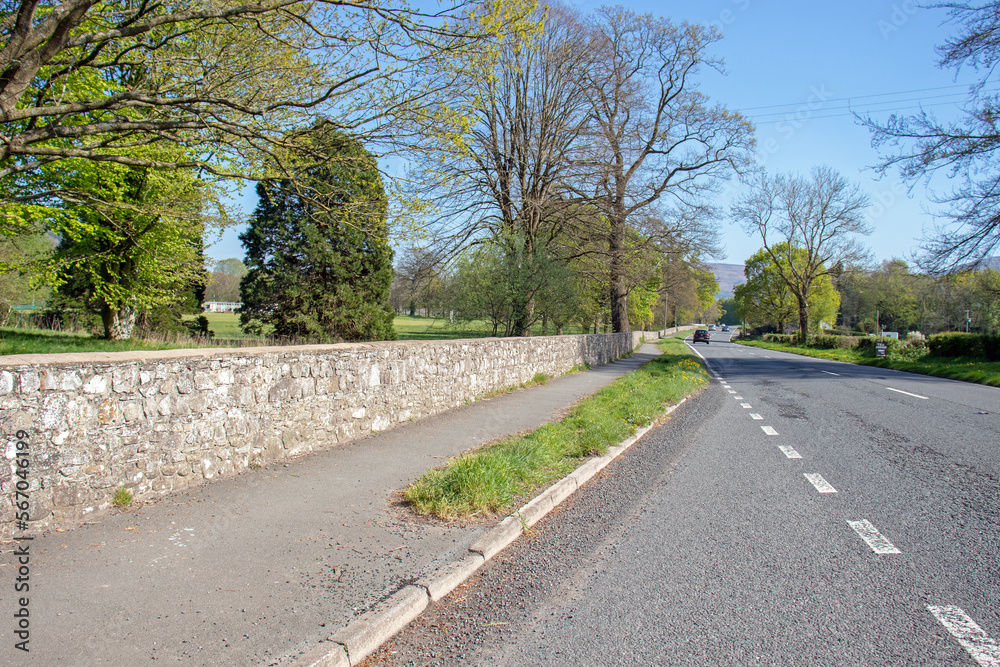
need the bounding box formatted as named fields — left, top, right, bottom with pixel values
left=1, top=312, right=600, bottom=355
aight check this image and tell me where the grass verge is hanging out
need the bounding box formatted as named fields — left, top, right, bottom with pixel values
left=737, top=338, right=1000, bottom=387
left=404, top=337, right=708, bottom=520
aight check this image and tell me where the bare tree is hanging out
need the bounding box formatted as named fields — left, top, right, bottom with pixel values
left=575, top=7, right=753, bottom=333
left=732, top=166, right=871, bottom=343
left=404, top=2, right=593, bottom=335
left=863, top=1, right=1000, bottom=273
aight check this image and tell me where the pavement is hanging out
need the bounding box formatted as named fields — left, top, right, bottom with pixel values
left=2, top=340, right=669, bottom=666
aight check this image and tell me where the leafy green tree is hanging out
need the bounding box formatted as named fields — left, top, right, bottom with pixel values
left=239, top=130, right=395, bottom=342
left=36, top=152, right=212, bottom=339
left=735, top=244, right=840, bottom=334
left=446, top=234, right=573, bottom=337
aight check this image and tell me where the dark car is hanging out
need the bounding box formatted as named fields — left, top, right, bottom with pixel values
left=693, top=329, right=710, bottom=344
left=721, top=324, right=729, bottom=332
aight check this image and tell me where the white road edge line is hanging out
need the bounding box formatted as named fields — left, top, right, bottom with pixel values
left=847, top=520, right=901, bottom=554
left=927, top=605, right=1000, bottom=667
left=779, top=445, right=801, bottom=459
left=761, top=425, right=778, bottom=435
left=804, top=473, right=837, bottom=493
left=822, top=371, right=840, bottom=376
left=887, top=387, right=929, bottom=400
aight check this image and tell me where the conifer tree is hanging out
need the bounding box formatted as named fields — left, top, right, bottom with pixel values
left=240, top=129, right=396, bottom=342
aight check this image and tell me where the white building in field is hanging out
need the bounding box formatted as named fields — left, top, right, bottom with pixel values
left=202, top=302, right=241, bottom=313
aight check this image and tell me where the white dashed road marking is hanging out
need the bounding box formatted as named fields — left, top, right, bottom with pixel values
left=822, top=370, right=840, bottom=376
left=750, top=413, right=763, bottom=420
left=804, top=473, right=837, bottom=493
left=927, top=605, right=1000, bottom=667
left=847, top=520, right=901, bottom=554
left=887, top=387, right=929, bottom=400
left=734, top=396, right=744, bottom=400
left=761, top=426, right=778, bottom=435
left=728, top=390, right=737, bottom=394
left=740, top=403, right=751, bottom=408
left=779, top=445, right=802, bottom=459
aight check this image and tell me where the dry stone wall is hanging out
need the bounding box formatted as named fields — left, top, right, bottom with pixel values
left=0, top=331, right=655, bottom=538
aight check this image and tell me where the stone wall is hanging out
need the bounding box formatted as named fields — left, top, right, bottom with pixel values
left=0, top=331, right=658, bottom=538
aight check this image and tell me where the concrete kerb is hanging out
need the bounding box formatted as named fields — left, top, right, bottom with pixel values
left=291, top=397, right=689, bottom=667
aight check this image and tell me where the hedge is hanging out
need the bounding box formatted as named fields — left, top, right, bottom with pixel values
left=928, top=332, right=1000, bottom=361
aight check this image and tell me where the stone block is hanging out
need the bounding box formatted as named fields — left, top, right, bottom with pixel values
left=83, top=374, right=108, bottom=394
left=1, top=371, right=17, bottom=395
left=194, top=372, right=214, bottom=391
left=98, top=399, right=119, bottom=424
left=52, top=484, right=88, bottom=507
left=18, top=372, right=40, bottom=394
left=112, top=366, right=138, bottom=393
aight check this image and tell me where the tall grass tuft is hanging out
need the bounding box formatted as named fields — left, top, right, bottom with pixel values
left=405, top=338, right=708, bottom=519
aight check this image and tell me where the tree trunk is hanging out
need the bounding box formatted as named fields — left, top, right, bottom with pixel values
left=101, top=302, right=136, bottom=340
left=796, top=293, right=809, bottom=344
left=609, top=215, right=630, bottom=333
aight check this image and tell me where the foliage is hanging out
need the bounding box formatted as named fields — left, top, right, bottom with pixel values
left=391, top=245, right=445, bottom=317
left=0, top=231, right=52, bottom=311
left=240, top=129, right=396, bottom=342
left=928, top=332, right=1000, bottom=360
left=111, top=485, right=134, bottom=508
left=837, top=262, right=1000, bottom=335
left=735, top=244, right=840, bottom=334
left=33, top=151, right=212, bottom=340
left=446, top=235, right=573, bottom=337
left=0, top=0, right=534, bottom=216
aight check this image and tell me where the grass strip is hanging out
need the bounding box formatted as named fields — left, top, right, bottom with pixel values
left=404, top=337, right=709, bottom=520
left=737, top=338, right=1000, bottom=387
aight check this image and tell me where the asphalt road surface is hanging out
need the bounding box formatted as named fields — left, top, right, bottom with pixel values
left=366, top=331, right=1000, bottom=666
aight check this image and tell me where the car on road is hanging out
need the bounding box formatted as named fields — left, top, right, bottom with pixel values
left=708, top=324, right=716, bottom=331
left=721, top=324, right=729, bottom=332
left=693, top=329, right=710, bottom=344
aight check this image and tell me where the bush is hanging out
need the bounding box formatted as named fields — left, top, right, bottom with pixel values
left=809, top=334, right=860, bottom=349
left=928, top=332, right=1000, bottom=361
left=763, top=333, right=796, bottom=344
left=888, top=337, right=929, bottom=361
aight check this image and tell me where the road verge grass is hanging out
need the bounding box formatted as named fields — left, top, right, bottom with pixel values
left=404, top=337, right=708, bottom=520
left=737, top=338, right=1000, bottom=387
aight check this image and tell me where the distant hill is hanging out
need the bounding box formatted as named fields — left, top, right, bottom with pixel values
left=707, top=263, right=745, bottom=299
left=961, top=256, right=1000, bottom=271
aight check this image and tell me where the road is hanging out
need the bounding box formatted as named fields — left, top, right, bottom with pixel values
left=366, top=330, right=1000, bottom=666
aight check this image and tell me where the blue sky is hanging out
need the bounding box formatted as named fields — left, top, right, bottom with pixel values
left=205, top=1, right=979, bottom=269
